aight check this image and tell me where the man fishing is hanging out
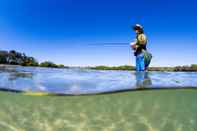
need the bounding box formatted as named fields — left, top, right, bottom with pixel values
left=130, top=24, right=152, bottom=71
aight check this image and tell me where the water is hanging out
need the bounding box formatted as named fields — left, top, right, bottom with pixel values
left=0, top=65, right=197, bottom=95
left=0, top=65, right=197, bottom=131
left=0, top=90, right=197, bottom=131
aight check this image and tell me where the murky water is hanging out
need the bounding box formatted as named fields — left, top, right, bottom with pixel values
left=0, top=65, right=197, bottom=131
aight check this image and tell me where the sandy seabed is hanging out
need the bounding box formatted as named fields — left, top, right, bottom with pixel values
left=0, top=89, right=196, bottom=131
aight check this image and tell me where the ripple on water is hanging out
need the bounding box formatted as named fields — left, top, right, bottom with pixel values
left=0, top=66, right=197, bottom=131
left=0, top=66, right=197, bottom=95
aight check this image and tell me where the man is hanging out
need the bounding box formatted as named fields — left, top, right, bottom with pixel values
left=130, top=24, right=151, bottom=71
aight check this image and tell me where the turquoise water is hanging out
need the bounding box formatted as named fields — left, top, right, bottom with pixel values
left=0, top=65, right=197, bottom=131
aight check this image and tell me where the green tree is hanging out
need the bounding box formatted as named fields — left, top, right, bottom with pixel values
left=40, top=61, right=58, bottom=68
left=58, top=64, right=65, bottom=68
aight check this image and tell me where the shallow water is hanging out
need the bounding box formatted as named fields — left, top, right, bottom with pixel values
left=0, top=65, right=197, bottom=95
left=0, top=89, right=197, bottom=131
left=0, top=65, right=197, bottom=131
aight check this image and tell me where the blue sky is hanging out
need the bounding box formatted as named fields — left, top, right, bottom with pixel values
left=0, top=0, right=197, bottom=66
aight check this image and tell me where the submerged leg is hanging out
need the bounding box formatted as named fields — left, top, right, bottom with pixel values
left=135, top=71, right=152, bottom=88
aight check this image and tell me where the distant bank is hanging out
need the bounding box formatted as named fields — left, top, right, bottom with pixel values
left=89, top=65, right=197, bottom=72
left=0, top=50, right=197, bottom=71
left=0, top=50, right=66, bottom=68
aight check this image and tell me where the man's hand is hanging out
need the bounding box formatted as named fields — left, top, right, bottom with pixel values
left=130, top=41, right=137, bottom=50
left=131, top=44, right=137, bottom=50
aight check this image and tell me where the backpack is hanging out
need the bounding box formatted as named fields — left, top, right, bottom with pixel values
left=142, top=49, right=152, bottom=67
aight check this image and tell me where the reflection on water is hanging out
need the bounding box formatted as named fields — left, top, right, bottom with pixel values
left=0, top=65, right=197, bottom=95
left=9, top=72, right=33, bottom=81
left=0, top=66, right=197, bottom=131
left=135, top=72, right=152, bottom=88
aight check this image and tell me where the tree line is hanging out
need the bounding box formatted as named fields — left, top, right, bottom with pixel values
left=0, top=50, right=66, bottom=68
left=90, top=65, right=197, bottom=72
left=1, top=50, right=197, bottom=71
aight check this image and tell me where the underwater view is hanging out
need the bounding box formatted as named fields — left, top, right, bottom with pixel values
left=1, top=0, right=197, bottom=130
left=0, top=65, right=197, bottom=131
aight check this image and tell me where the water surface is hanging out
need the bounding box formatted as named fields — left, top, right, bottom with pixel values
left=0, top=65, right=197, bottom=95
left=0, top=65, right=197, bottom=131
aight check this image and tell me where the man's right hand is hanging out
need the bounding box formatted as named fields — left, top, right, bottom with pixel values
left=130, top=42, right=136, bottom=50
left=131, top=44, right=137, bottom=50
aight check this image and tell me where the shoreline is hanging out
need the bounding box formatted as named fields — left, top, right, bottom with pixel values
left=1, top=64, right=197, bottom=72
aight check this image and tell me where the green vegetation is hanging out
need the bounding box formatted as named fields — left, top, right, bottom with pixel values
left=1, top=50, right=197, bottom=71
left=40, top=61, right=58, bottom=68
left=39, top=61, right=67, bottom=68
left=0, top=50, right=39, bottom=66
left=58, top=64, right=66, bottom=68
left=90, top=64, right=197, bottom=72
left=0, top=50, right=65, bottom=68
left=90, top=65, right=135, bottom=71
